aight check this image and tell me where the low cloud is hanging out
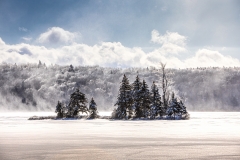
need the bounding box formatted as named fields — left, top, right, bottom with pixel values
left=151, top=30, right=187, bottom=54
left=37, top=27, right=79, bottom=45
left=185, top=49, right=240, bottom=68
left=151, top=30, right=186, bottom=46
left=0, top=29, right=239, bottom=68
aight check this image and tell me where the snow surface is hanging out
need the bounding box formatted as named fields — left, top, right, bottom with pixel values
left=0, top=112, right=240, bottom=159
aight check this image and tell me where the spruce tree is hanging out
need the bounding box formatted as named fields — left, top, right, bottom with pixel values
left=132, top=75, right=142, bottom=118
left=89, top=97, right=98, bottom=119
left=114, top=74, right=133, bottom=119
left=38, top=60, right=42, bottom=68
left=150, top=81, right=163, bottom=119
left=67, top=88, right=88, bottom=117
left=166, top=92, right=179, bottom=119
left=139, top=80, right=151, bottom=118
left=68, top=64, right=74, bottom=72
left=178, top=100, right=189, bottom=119
left=55, top=101, right=64, bottom=118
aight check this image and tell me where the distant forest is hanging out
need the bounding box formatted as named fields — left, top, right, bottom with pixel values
left=0, top=61, right=240, bottom=111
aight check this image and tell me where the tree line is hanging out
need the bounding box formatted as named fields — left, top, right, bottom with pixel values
left=55, top=73, right=189, bottom=120
left=112, top=74, right=189, bottom=120
left=1, top=61, right=239, bottom=112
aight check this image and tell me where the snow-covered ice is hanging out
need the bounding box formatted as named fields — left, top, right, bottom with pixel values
left=0, top=112, right=240, bottom=159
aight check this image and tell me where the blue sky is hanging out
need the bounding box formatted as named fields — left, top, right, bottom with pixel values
left=0, top=0, right=240, bottom=68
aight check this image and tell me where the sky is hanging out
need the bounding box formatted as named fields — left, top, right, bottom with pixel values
left=0, top=0, right=240, bottom=68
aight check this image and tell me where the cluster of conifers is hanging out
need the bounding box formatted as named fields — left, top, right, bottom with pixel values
left=112, top=75, right=189, bottom=120
left=55, top=89, right=98, bottom=119
left=55, top=74, right=189, bottom=120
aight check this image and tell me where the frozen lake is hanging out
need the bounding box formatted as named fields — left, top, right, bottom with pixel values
left=0, top=112, right=240, bottom=159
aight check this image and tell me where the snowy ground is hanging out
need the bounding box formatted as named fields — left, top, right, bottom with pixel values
left=0, top=112, right=240, bottom=160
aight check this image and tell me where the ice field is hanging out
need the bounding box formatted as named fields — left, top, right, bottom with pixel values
left=0, top=112, right=240, bottom=160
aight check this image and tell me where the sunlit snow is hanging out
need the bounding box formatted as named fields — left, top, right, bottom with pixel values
left=0, top=112, right=240, bottom=159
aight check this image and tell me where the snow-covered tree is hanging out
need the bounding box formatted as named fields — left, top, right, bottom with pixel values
left=178, top=100, right=189, bottom=119
left=89, top=97, right=98, bottom=119
left=159, top=62, right=172, bottom=112
left=114, top=74, right=133, bottom=119
left=132, top=75, right=142, bottom=118
left=167, top=92, right=190, bottom=119
left=2, top=62, right=239, bottom=113
left=38, top=60, right=42, bottom=68
left=167, top=92, right=180, bottom=119
left=55, top=101, right=64, bottom=118
left=67, top=88, right=88, bottom=117
left=150, top=81, right=163, bottom=119
left=68, top=64, right=74, bottom=72
left=139, top=79, right=151, bottom=118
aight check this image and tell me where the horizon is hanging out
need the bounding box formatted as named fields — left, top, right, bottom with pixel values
left=2, top=61, right=240, bottom=70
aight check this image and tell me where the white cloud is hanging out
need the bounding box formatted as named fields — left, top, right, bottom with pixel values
left=57, top=42, right=146, bottom=67
left=0, top=38, right=5, bottom=46
left=151, top=30, right=187, bottom=54
left=185, top=49, right=240, bottom=68
left=19, top=27, right=28, bottom=32
left=151, top=30, right=186, bottom=46
left=0, top=29, right=239, bottom=69
left=37, top=27, right=79, bottom=45
left=0, top=39, right=146, bottom=68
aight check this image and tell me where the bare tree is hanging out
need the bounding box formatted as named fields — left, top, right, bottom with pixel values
left=159, top=62, right=173, bottom=111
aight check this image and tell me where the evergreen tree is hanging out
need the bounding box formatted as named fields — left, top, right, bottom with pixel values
left=67, top=88, right=88, bottom=117
left=114, top=74, right=133, bottom=119
left=55, top=101, right=64, bottom=118
left=68, top=64, right=74, bottom=72
left=150, top=81, right=163, bottom=119
left=89, top=97, right=98, bottom=119
left=38, top=60, right=42, bottom=68
left=166, top=92, right=180, bottom=119
left=178, top=100, right=189, bottom=119
left=132, top=75, right=143, bottom=118
left=139, top=80, right=151, bottom=118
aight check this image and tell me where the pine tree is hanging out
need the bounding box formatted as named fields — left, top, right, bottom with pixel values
left=89, top=97, right=98, bottom=119
left=139, top=80, right=151, bottom=118
left=178, top=100, right=189, bottom=119
left=68, top=64, right=74, bottom=72
left=114, top=74, right=133, bottom=119
left=55, top=101, right=64, bottom=118
left=150, top=81, right=163, bottom=119
left=67, top=88, right=88, bottom=117
left=166, top=92, right=180, bottom=119
left=38, top=60, right=42, bottom=68
left=132, top=75, right=143, bottom=118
